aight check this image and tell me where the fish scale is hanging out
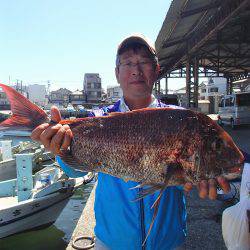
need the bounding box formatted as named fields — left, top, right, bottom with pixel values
left=53, top=108, right=243, bottom=187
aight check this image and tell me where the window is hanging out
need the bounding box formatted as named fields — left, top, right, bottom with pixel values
left=201, top=89, right=206, bottom=93
left=219, top=99, right=224, bottom=107
left=94, top=83, right=100, bottom=88
left=225, top=97, right=233, bottom=107
left=209, top=87, right=218, bottom=93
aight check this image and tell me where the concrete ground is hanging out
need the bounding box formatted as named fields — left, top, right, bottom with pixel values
left=67, top=123, right=250, bottom=250
left=223, top=124, right=250, bottom=154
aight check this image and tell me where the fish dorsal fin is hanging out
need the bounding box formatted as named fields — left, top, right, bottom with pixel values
left=59, top=118, right=88, bottom=126
left=0, top=83, right=48, bottom=130
left=107, top=107, right=175, bottom=117
left=131, top=107, right=175, bottom=113
left=108, top=112, right=124, bottom=117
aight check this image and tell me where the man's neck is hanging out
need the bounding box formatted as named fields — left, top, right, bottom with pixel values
left=123, top=96, right=152, bottom=110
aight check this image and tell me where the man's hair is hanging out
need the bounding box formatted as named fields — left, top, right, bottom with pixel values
left=116, top=43, right=158, bottom=67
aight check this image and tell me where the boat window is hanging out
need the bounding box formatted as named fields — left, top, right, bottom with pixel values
left=225, top=97, right=233, bottom=107
left=219, top=98, right=224, bottom=107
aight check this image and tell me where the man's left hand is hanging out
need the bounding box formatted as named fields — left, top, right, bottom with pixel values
left=183, top=177, right=231, bottom=200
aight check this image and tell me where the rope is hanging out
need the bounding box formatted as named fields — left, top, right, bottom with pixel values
left=72, top=236, right=95, bottom=250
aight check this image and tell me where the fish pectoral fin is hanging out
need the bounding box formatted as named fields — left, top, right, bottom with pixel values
left=129, top=182, right=148, bottom=190
left=143, top=185, right=166, bottom=246
left=132, top=183, right=163, bottom=201
left=58, top=150, right=91, bottom=171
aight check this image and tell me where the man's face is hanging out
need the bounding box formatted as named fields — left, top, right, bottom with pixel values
left=115, top=47, right=159, bottom=100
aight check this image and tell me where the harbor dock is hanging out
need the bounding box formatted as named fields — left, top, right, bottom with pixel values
left=67, top=184, right=96, bottom=250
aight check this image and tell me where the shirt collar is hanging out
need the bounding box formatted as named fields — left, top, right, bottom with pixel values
left=119, top=95, right=158, bottom=112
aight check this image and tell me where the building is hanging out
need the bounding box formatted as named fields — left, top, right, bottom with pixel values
left=174, top=77, right=228, bottom=113
left=27, top=84, right=48, bottom=107
left=199, top=77, right=227, bottom=100
left=107, top=85, right=123, bottom=103
left=83, top=73, right=102, bottom=103
left=49, top=88, right=72, bottom=107
left=199, top=77, right=227, bottom=113
left=0, top=89, right=10, bottom=110
left=69, top=90, right=86, bottom=105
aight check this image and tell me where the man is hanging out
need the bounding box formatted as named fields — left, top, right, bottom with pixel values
left=31, top=34, right=230, bottom=250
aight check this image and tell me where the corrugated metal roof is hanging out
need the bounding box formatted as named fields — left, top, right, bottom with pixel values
left=156, top=0, right=250, bottom=79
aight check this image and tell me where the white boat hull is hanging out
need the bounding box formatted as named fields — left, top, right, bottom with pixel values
left=0, top=190, right=73, bottom=238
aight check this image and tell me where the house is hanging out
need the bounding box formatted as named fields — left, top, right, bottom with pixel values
left=49, top=88, right=72, bottom=107
left=107, top=85, right=123, bottom=103
left=69, top=90, right=86, bottom=105
left=174, top=77, right=228, bottom=113
left=83, top=73, right=102, bottom=103
left=199, top=77, right=227, bottom=100
left=199, top=77, right=227, bottom=113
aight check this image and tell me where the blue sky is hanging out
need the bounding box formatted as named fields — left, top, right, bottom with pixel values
left=0, top=0, right=186, bottom=92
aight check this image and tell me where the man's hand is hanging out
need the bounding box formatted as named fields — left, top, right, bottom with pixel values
left=183, top=177, right=231, bottom=200
left=31, top=106, right=73, bottom=155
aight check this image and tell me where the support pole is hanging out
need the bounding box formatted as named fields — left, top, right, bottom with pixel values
left=193, top=57, right=199, bottom=108
left=16, top=153, right=34, bottom=202
left=165, top=77, right=168, bottom=94
left=226, top=76, right=232, bottom=95
left=186, top=59, right=191, bottom=107
left=229, top=77, right=233, bottom=94
left=157, top=80, right=161, bottom=94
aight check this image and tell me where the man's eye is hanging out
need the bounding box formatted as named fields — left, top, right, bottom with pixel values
left=121, top=62, right=132, bottom=66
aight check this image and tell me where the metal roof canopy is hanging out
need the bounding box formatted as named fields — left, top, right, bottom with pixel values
left=155, top=0, right=250, bottom=107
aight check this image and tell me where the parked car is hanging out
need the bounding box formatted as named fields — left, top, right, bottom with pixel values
left=159, top=94, right=179, bottom=106
left=217, top=92, right=250, bottom=129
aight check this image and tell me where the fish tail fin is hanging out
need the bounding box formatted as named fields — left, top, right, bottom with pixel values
left=0, top=83, right=48, bottom=131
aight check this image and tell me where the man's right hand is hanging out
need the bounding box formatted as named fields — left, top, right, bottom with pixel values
left=31, top=106, right=73, bottom=155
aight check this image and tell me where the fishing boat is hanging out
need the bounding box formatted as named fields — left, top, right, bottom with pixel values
left=0, top=130, right=31, bottom=137
left=0, top=151, right=94, bottom=239
left=0, top=140, right=54, bottom=181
